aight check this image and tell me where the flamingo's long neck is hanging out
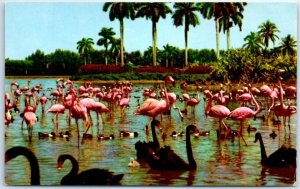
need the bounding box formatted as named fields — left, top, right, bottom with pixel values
left=278, top=78, right=285, bottom=109
left=186, top=126, right=196, bottom=170
left=250, top=92, right=260, bottom=115
left=205, top=92, right=213, bottom=115
left=257, top=135, right=268, bottom=164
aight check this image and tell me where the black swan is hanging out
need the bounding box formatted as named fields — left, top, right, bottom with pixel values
left=146, top=125, right=199, bottom=170
left=254, top=132, right=296, bottom=168
left=57, top=154, right=124, bottom=185
left=5, top=146, right=40, bottom=185
left=135, top=119, right=162, bottom=160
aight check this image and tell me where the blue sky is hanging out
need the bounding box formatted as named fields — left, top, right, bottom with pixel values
left=5, top=2, right=298, bottom=60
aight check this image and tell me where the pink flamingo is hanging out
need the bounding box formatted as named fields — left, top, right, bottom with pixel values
left=273, top=70, right=297, bottom=130
left=119, top=93, right=130, bottom=110
left=204, top=90, right=231, bottom=137
left=47, top=103, right=66, bottom=132
left=135, top=75, right=174, bottom=119
left=228, top=88, right=260, bottom=146
left=39, top=94, right=48, bottom=113
left=22, top=112, right=37, bottom=141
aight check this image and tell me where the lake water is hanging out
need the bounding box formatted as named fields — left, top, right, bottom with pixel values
left=4, top=77, right=297, bottom=186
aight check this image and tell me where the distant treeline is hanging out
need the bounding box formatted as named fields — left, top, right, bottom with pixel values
left=5, top=48, right=217, bottom=76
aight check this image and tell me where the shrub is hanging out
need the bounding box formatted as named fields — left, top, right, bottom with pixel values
left=78, top=64, right=124, bottom=74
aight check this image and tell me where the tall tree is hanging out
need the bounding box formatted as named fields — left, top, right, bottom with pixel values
left=110, top=38, right=121, bottom=65
left=103, top=3, right=135, bottom=67
left=243, top=31, right=264, bottom=54
left=76, top=38, right=94, bottom=65
left=162, top=43, right=177, bottom=67
left=279, top=34, right=297, bottom=56
left=258, top=20, right=280, bottom=51
left=135, top=3, right=172, bottom=66
left=219, top=3, right=247, bottom=50
left=97, top=27, right=116, bottom=65
left=172, top=3, right=201, bottom=67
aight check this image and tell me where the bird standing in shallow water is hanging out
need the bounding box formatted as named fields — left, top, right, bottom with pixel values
left=254, top=132, right=296, bottom=168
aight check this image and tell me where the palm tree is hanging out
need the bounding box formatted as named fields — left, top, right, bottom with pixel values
left=243, top=32, right=264, bottom=54
left=172, top=3, right=201, bottom=67
left=97, top=27, right=116, bottom=65
left=162, top=43, right=177, bottom=67
left=278, top=34, right=297, bottom=56
left=135, top=3, right=172, bottom=66
left=219, top=3, right=247, bottom=50
left=103, top=3, right=135, bottom=67
left=110, top=38, right=121, bottom=65
left=258, top=20, right=280, bottom=51
left=199, top=3, right=227, bottom=59
left=76, top=37, right=94, bottom=65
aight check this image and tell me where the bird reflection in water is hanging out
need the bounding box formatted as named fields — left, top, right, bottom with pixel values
left=146, top=169, right=196, bottom=186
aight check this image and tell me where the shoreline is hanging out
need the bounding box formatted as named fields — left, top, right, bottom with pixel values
left=5, top=75, right=296, bottom=86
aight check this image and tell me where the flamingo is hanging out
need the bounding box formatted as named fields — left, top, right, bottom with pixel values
left=21, top=111, right=37, bottom=141
left=39, top=94, right=48, bottom=113
left=47, top=104, right=66, bottom=132
left=204, top=90, right=231, bottom=138
left=273, top=70, right=297, bottom=130
left=227, top=88, right=260, bottom=146
left=135, top=75, right=174, bottom=120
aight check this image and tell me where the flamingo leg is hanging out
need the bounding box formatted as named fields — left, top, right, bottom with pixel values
left=238, top=121, right=247, bottom=146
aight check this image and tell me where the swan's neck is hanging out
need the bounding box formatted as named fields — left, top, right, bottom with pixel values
left=186, top=127, right=196, bottom=170
left=63, top=155, right=79, bottom=182
left=21, top=150, right=40, bottom=185
left=258, top=136, right=268, bottom=164
left=151, top=121, right=160, bottom=149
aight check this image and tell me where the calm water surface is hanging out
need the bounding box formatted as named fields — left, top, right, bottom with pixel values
left=4, top=78, right=297, bottom=186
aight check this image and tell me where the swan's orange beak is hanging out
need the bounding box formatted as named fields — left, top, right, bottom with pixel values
left=57, top=162, right=62, bottom=170
left=157, top=123, right=162, bottom=131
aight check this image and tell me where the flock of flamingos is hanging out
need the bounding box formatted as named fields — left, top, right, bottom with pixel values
left=4, top=69, right=297, bottom=185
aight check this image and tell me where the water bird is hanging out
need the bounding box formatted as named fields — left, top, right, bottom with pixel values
left=269, top=130, right=277, bottom=139
left=59, top=131, right=71, bottom=138
left=5, top=146, right=40, bottom=185
left=145, top=125, right=199, bottom=170
left=254, top=132, right=296, bottom=167
left=171, top=131, right=185, bottom=137
left=135, top=119, right=162, bottom=160
left=57, top=154, right=124, bottom=185
left=98, top=134, right=115, bottom=140
left=247, top=125, right=257, bottom=133
left=82, top=133, right=93, bottom=139
left=128, top=158, right=140, bottom=167
left=194, top=131, right=210, bottom=137
left=38, top=131, right=56, bottom=138
left=120, top=131, right=138, bottom=138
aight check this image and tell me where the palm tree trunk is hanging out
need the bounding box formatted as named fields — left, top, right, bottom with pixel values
left=105, top=49, right=108, bottom=65
left=216, top=18, right=220, bottom=59
left=185, top=27, right=188, bottom=67
left=120, top=18, right=124, bottom=67
left=152, top=20, right=157, bottom=66
left=227, top=28, right=230, bottom=50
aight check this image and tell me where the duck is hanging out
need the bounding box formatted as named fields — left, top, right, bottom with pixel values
left=128, top=158, right=140, bottom=167
left=269, top=130, right=277, bottom=139
left=254, top=132, right=296, bottom=167
left=247, top=125, right=257, bottom=133
left=82, top=133, right=93, bottom=139
left=38, top=131, right=56, bottom=138
left=272, top=118, right=281, bottom=125
left=194, top=130, right=210, bottom=137
left=98, top=134, right=115, bottom=140
left=59, top=131, right=71, bottom=138
left=171, top=131, right=185, bottom=137
left=120, top=131, right=138, bottom=138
